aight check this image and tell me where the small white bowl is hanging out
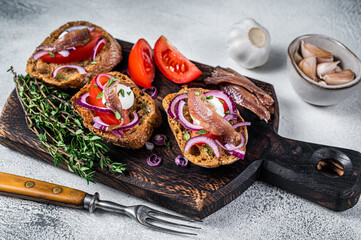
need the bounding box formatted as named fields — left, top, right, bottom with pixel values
left=287, top=34, right=361, bottom=106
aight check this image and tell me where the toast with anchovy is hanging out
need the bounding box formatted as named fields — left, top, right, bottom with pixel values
left=27, top=21, right=122, bottom=89
left=71, top=71, right=162, bottom=149
left=163, top=87, right=248, bottom=168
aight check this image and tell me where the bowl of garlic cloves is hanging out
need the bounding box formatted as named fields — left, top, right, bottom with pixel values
left=288, top=34, right=361, bottom=106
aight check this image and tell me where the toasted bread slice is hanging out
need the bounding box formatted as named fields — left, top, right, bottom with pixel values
left=27, top=21, right=122, bottom=89
left=71, top=71, right=161, bottom=149
left=162, top=87, right=248, bottom=168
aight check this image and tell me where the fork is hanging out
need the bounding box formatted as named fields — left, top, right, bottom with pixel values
left=0, top=171, right=201, bottom=236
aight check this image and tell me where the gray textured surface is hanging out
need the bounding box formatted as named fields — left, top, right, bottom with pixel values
left=1, top=0, right=361, bottom=239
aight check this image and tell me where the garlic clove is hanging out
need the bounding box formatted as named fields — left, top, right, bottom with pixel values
left=335, top=66, right=342, bottom=73
left=300, top=40, right=333, bottom=62
left=299, top=56, right=317, bottom=80
left=323, top=69, right=355, bottom=85
left=294, top=44, right=303, bottom=64
left=317, top=61, right=340, bottom=78
left=226, top=18, right=270, bottom=69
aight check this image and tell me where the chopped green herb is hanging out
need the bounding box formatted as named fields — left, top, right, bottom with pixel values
left=90, top=37, right=93, bottom=40
left=104, top=102, right=107, bottom=106
left=196, top=129, right=207, bottom=135
left=96, top=92, right=104, bottom=99
left=183, top=132, right=190, bottom=141
left=203, top=148, right=208, bottom=152
left=225, top=110, right=230, bottom=114
left=90, top=61, right=97, bottom=65
left=220, top=100, right=224, bottom=104
left=195, top=92, right=200, bottom=96
left=61, top=76, right=67, bottom=80
left=98, top=34, right=105, bottom=37
left=206, top=95, right=213, bottom=100
left=164, top=139, right=170, bottom=148
left=208, top=149, right=213, bottom=156
left=110, top=90, right=114, bottom=93
left=127, top=91, right=131, bottom=96
left=142, top=103, right=147, bottom=108
left=93, top=84, right=98, bottom=88
left=49, top=52, right=55, bottom=57
left=65, top=30, right=69, bottom=33
left=201, top=96, right=205, bottom=101
left=107, top=78, right=116, bottom=87
left=55, top=74, right=60, bottom=80
left=115, top=111, right=121, bottom=120
left=119, top=89, right=125, bottom=97
left=82, top=39, right=89, bottom=44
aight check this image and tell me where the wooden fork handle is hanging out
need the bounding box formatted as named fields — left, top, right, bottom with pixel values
left=0, top=171, right=87, bottom=208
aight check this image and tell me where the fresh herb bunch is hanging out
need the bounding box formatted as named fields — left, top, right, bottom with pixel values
left=9, top=67, right=126, bottom=183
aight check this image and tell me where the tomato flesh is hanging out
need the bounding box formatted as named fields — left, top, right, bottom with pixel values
left=154, top=35, right=202, bottom=84
left=128, top=38, right=155, bottom=89
left=39, top=31, right=104, bottom=64
left=88, top=75, right=129, bottom=126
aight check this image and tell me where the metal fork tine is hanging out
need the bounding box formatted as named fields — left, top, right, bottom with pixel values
left=144, top=221, right=198, bottom=236
left=148, top=216, right=201, bottom=230
left=149, top=209, right=203, bottom=223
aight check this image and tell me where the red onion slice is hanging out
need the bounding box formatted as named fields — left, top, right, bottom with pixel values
left=93, top=117, right=124, bottom=137
left=117, top=111, right=139, bottom=131
left=141, top=86, right=158, bottom=99
left=33, top=50, right=49, bottom=60
left=175, top=155, right=188, bottom=167
left=94, top=73, right=112, bottom=91
left=176, top=101, right=204, bottom=131
left=52, top=65, right=87, bottom=78
left=76, top=93, right=113, bottom=113
left=224, top=114, right=234, bottom=121
left=58, top=25, right=95, bottom=39
left=228, top=148, right=245, bottom=159
left=233, top=122, right=251, bottom=129
left=184, top=136, right=220, bottom=158
left=152, top=134, right=167, bottom=146
left=93, top=112, right=138, bottom=132
left=145, top=142, right=154, bottom=151
left=215, top=132, right=245, bottom=151
left=146, top=153, right=162, bottom=167
left=111, top=129, right=124, bottom=138
left=91, top=37, right=106, bottom=61
left=167, top=93, right=188, bottom=119
left=204, top=90, right=237, bottom=119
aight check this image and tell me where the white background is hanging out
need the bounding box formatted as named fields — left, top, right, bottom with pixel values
left=0, top=0, right=361, bottom=239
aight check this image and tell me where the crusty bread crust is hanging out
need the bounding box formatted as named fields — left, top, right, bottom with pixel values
left=162, top=88, right=248, bottom=168
left=27, top=21, right=122, bottom=89
left=71, top=71, right=162, bottom=149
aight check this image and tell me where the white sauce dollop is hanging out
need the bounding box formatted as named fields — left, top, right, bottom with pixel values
left=102, top=84, right=134, bottom=110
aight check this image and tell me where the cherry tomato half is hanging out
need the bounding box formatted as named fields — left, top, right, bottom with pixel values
left=88, top=74, right=129, bottom=126
left=128, top=38, right=155, bottom=89
left=39, top=31, right=104, bottom=64
left=154, top=35, right=202, bottom=84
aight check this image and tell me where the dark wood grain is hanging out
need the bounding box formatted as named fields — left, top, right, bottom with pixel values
left=0, top=39, right=361, bottom=219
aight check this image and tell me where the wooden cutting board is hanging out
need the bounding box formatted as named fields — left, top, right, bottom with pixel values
left=1, top=39, right=361, bottom=219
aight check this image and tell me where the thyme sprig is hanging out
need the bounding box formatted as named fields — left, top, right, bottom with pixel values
left=8, top=67, right=126, bottom=183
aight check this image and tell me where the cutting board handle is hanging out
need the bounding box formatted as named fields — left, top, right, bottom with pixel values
left=260, top=132, right=361, bottom=211
left=0, top=172, right=87, bottom=208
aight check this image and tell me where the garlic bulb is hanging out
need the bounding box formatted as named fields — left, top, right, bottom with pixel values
left=226, top=18, right=270, bottom=69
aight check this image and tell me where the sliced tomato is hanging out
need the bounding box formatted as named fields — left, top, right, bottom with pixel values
left=153, top=35, right=202, bottom=84
left=217, top=98, right=229, bottom=113
left=39, top=31, right=105, bottom=64
left=88, top=74, right=129, bottom=126
left=128, top=38, right=155, bottom=89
